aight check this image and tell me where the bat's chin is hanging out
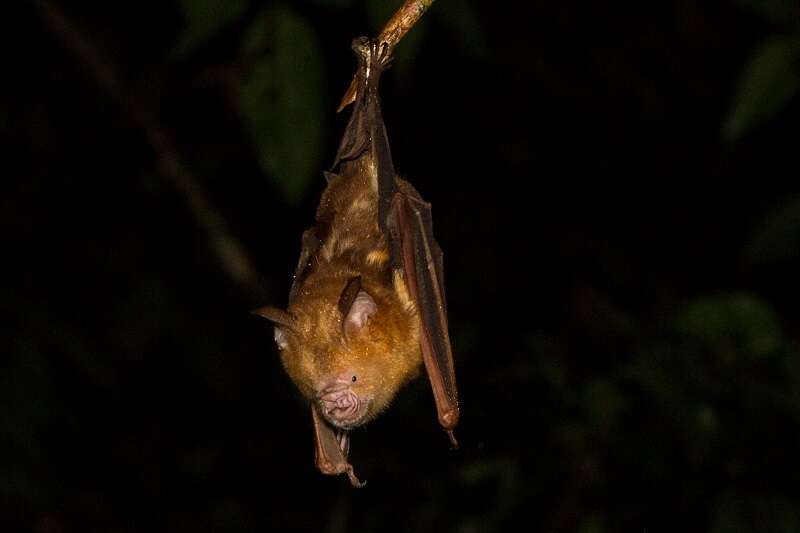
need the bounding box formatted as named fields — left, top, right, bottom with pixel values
left=317, top=384, right=371, bottom=429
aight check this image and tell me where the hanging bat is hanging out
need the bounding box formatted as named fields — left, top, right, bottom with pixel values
left=253, top=37, right=459, bottom=487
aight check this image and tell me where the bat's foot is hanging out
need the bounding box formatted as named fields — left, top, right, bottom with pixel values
left=375, top=40, right=394, bottom=70
left=351, top=37, right=393, bottom=74
left=339, top=37, right=393, bottom=111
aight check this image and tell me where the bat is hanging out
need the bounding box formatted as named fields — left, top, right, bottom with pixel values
left=253, top=37, right=459, bottom=487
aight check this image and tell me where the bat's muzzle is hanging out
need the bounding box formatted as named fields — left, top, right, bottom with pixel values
left=317, top=383, right=368, bottom=429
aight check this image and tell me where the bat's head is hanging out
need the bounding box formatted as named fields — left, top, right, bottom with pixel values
left=253, top=275, right=422, bottom=430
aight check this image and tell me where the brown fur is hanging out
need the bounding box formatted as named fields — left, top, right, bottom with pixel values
left=278, top=158, right=422, bottom=423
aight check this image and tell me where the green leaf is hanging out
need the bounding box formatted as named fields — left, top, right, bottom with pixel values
left=238, top=5, right=326, bottom=204
left=723, top=34, right=800, bottom=140
left=746, top=196, right=800, bottom=267
left=732, top=0, right=800, bottom=25
left=672, top=293, right=783, bottom=361
left=173, top=0, right=249, bottom=58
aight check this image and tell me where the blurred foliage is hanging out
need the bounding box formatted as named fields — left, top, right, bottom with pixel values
left=724, top=0, right=800, bottom=139
left=712, top=492, right=800, bottom=533
left=724, top=34, right=800, bottom=140
left=432, top=0, right=487, bottom=60
left=175, top=0, right=326, bottom=204
left=237, top=4, right=326, bottom=205
left=746, top=195, right=800, bottom=267
left=172, top=0, right=248, bottom=57
left=732, top=0, right=799, bottom=25
left=673, top=292, right=783, bottom=360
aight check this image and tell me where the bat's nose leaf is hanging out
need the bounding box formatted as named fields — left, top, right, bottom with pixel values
left=319, top=387, right=362, bottom=426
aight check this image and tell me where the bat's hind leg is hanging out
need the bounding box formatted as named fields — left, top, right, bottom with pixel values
left=351, top=36, right=393, bottom=78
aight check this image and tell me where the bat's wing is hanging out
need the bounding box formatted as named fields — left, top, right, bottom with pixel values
left=334, top=37, right=460, bottom=446
left=311, top=406, right=364, bottom=487
left=389, top=182, right=460, bottom=446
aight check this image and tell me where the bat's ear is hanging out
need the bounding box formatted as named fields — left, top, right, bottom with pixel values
left=338, top=277, right=377, bottom=339
left=251, top=306, right=297, bottom=350
left=251, top=306, right=295, bottom=327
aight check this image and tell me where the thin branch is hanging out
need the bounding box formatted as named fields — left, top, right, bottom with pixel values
left=378, top=0, right=437, bottom=52
left=338, top=0, right=437, bottom=111
left=35, top=0, right=263, bottom=298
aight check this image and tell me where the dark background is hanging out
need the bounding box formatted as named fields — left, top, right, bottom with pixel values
left=6, top=0, right=800, bottom=531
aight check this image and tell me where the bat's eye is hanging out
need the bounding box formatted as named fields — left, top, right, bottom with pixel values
left=351, top=375, right=357, bottom=383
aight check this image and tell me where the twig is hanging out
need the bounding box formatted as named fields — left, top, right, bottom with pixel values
left=377, top=0, right=437, bottom=53
left=35, top=0, right=263, bottom=298
left=337, top=0, right=437, bottom=111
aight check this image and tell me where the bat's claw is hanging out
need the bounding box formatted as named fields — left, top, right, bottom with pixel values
left=339, top=37, right=394, bottom=112
left=345, top=466, right=366, bottom=488
left=376, top=40, right=394, bottom=69
left=336, top=429, right=351, bottom=458
left=439, top=408, right=460, bottom=449
left=351, top=36, right=393, bottom=75
left=446, top=430, right=459, bottom=450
